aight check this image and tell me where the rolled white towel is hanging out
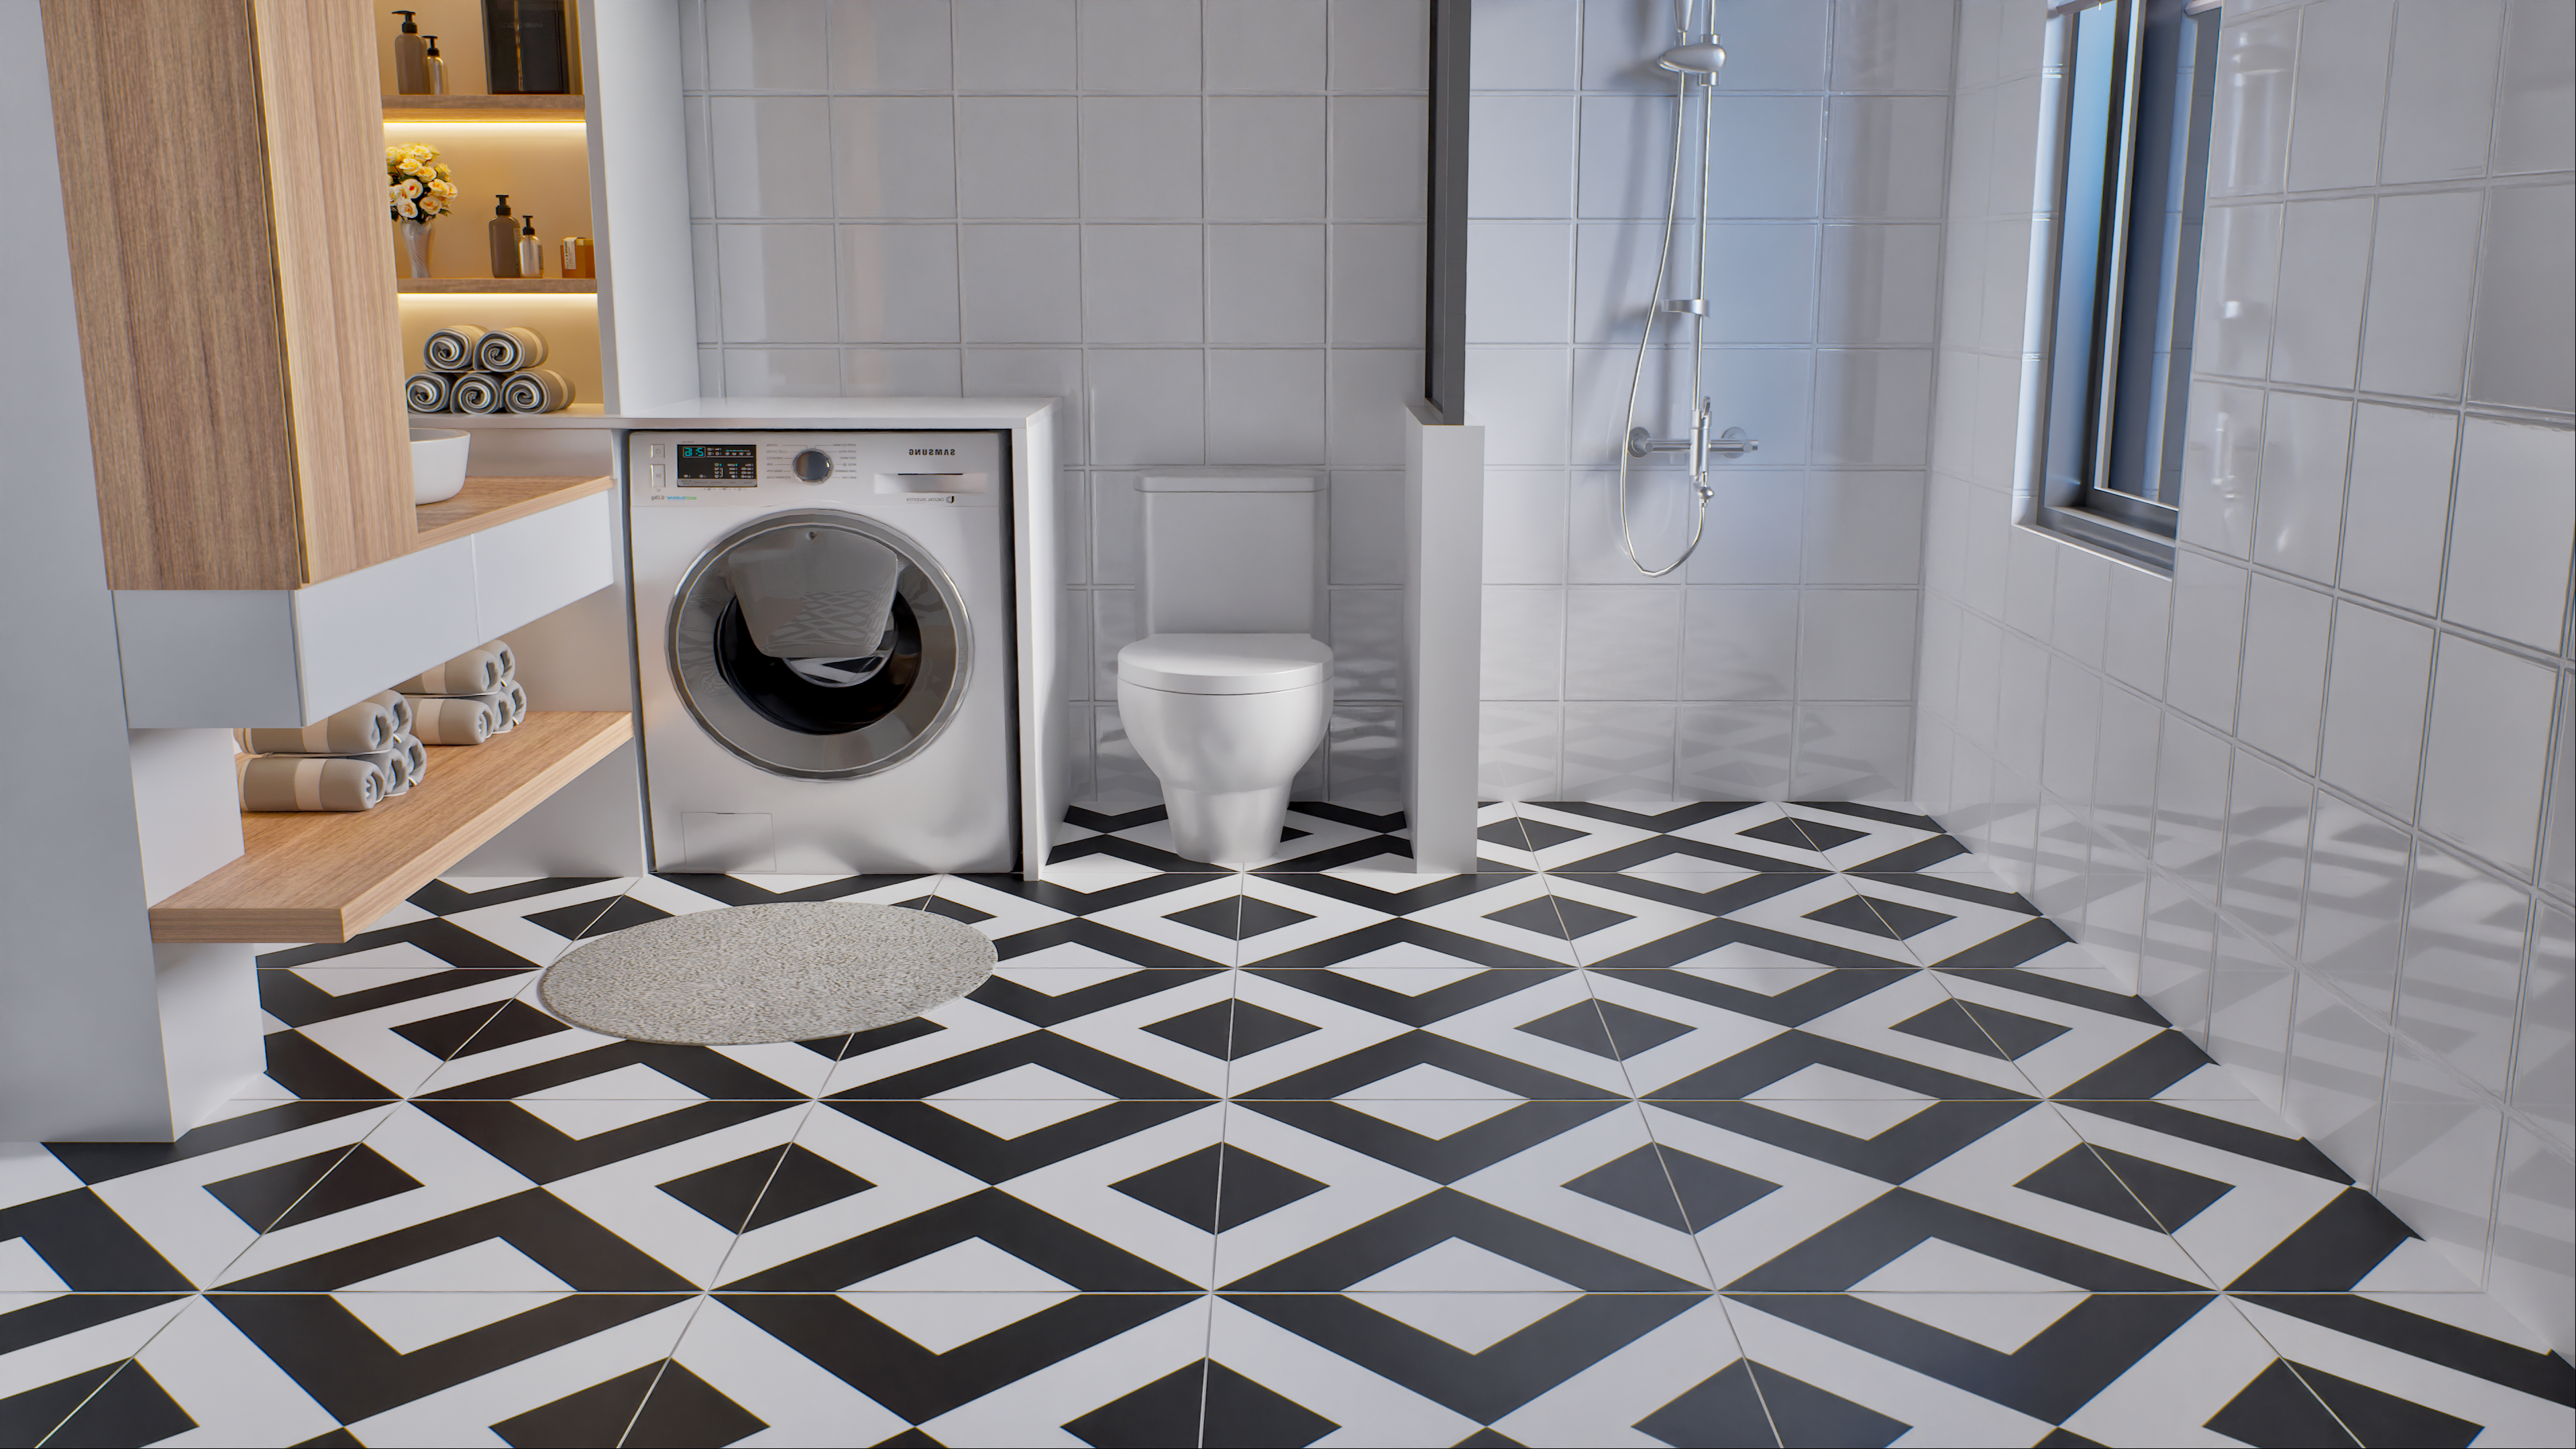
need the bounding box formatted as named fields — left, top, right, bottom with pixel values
left=423, top=324, right=488, bottom=372
left=407, top=696, right=496, bottom=745
left=451, top=372, right=506, bottom=415
left=500, top=368, right=574, bottom=415
left=502, top=678, right=528, bottom=727
left=369, top=690, right=415, bottom=737
left=403, top=649, right=505, bottom=696
left=475, top=326, right=548, bottom=372
left=405, top=372, right=453, bottom=413
left=239, top=755, right=381, bottom=812
left=243, top=698, right=393, bottom=756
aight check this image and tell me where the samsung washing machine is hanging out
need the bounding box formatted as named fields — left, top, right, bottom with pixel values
left=627, top=431, right=1014, bottom=874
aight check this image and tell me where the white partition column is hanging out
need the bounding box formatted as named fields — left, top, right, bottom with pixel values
left=1404, top=402, right=1485, bottom=873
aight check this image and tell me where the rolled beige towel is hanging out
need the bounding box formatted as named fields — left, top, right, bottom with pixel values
left=243, top=698, right=393, bottom=756
left=407, top=695, right=496, bottom=745
left=349, top=747, right=412, bottom=798
left=405, top=372, right=453, bottom=413
left=492, top=678, right=528, bottom=727
left=451, top=372, right=506, bottom=415
left=394, top=732, right=428, bottom=785
left=403, top=649, right=505, bottom=696
left=423, top=325, right=488, bottom=372
left=475, top=326, right=547, bottom=372
left=370, top=690, right=415, bottom=737
left=239, top=755, right=381, bottom=812
left=460, top=690, right=517, bottom=735
left=479, top=640, right=516, bottom=680
left=500, top=368, right=574, bottom=415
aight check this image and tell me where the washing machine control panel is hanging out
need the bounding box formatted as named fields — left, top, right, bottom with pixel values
left=631, top=431, right=1004, bottom=508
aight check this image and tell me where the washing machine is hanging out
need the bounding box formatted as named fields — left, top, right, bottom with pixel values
left=627, top=431, right=1015, bottom=874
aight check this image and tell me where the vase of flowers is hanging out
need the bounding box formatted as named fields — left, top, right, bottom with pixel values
left=387, top=142, right=458, bottom=279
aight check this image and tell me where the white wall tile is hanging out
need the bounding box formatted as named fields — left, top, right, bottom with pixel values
left=1480, top=586, right=1564, bottom=701
left=1817, top=225, right=1941, bottom=346
left=2284, top=0, right=2393, bottom=193
left=2166, top=552, right=2248, bottom=733
left=2518, top=902, right=2574, bottom=1144
left=2140, top=873, right=2216, bottom=1040
left=2396, top=842, right=2529, bottom=1095
left=2442, top=417, right=2575, bottom=653
left=829, top=0, right=955, bottom=91
left=2320, top=603, right=2434, bottom=821
left=953, top=0, right=1077, bottom=89
left=1081, top=225, right=1202, bottom=343
left=1811, top=350, right=1933, bottom=468
left=2154, top=716, right=2233, bottom=898
left=1562, top=702, right=1677, bottom=798
left=1479, top=703, right=1562, bottom=799
left=1330, top=97, right=1428, bottom=219
left=2042, top=658, right=2101, bottom=806
left=2269, top=199, right=2371, bottom=389
left=1797, top=590, right=1917, bottom=702
left=2049, top=547, right=2109, bottom=669
left=1794, top=704, right=1913, bottom=800
left=1208, top=225, right=1324, bottom=345
left=1578, top=0, right=1680, bottom=93
left=2251, top=392, right=2348, bottom=586
left=830, top=98, right=959, bottom=219
left=710, top=98, right=836, bottom=218
left=1470, top=0, right=1580, bottom=91
left=2380, top=1035, right=2506, bottom=1285
left=1831, top=0, right=1956, bottom=93
left=2359, top=189, right=2483, bottom=400
left=1089, top=471, right=1139, bottom=584
left=1205, top=97, right=1326, bottom=218
left=1077, top=0, right=1201, bottom=92
left=1328, top=588, right=1403, bottom=700
left=955, top=97, right=1079, bottom=216
left=1823, top=97, right=1949, bottom=219
left=1802, top=472, right=1923, bottom=586
left=2104, top=564, right=2172, bottom=698
left=2003, top=525, right=2055, bottom=641
left=2337, top=404, right=2455, bottom=615
left=1466, top=223, right=1574, bottom=343
left=2208, top=920, right=2294, bottom=1109
left=1468, top=95, right=1578, bottom=219
left=1087, top=348, right=1206, bottom=466
left=2237, top=576, right=2332, bottom=773
left=717, top=225, right=841, bottom=341
left=1565, top=463, right=1700, bottom=584
left=1328, top=472, right=1405, bottom=586
left=2379, top=0, right=2506, bottom=183
left=1093, top=702, right=1157, bottom=802
left=1682, top=589, right=1800, bottom=700
left=1463, top=348, right=1571, bottom=466
left=2222, top=747, right=2312, bottom=953
left=2420, top=633, right=2558, bottom=875
left=2467, top=183, right=2576, bottom=414
left=1677, top=703, right=1795, bottom=800
left=1328, top=225, right=1426, bottom=346
left=2491, top=1124, right=2576, bottom=1353
left=837, top=224, right=960, bottom=341
left=2096, top=684, right=2163, bottom=859
left=2546, top=672, right=2574, bottom=904
left=1080, top=97, right=1202, bottom=217
left=1483, top=470, right=1568, bottom=586
left=1325, top=347, right=1421, bottom=466
left=2493, top=0, right=2576, bottom=174
left=2209, top=11, right=2298, bottom=197
left=2303, top=793, right=2411, bottom=1016
left=721, top=347, right=842, bottom=396
left=2175, top=382, right=2263, bottom=559
left=1564, top=586, right=1683, bottom=700
left=1329, top=706, right=1404, bottom=802
left=1575, top=223, right=1819, bottom=346
left=1091, top=588, right=1140, bottom=697
left=1327, top=0, right=1428, bottom=91
left=957, top=224, right=1083, bottom=341
left=962, top=347, right=1085, bottom=462
left=1207, top=350, right=1326, bottom=464
left=2194, top=205, right=2280, bottom=380
left=1581, top=95, right=1826, bottom=220
left=706, top=0, right=830, bottom=88
left=1204, top=0, right=1324, bottom=89
left=1996, top=632, right=2048, bottom=769
left=842, top=347, right=962, bottom=394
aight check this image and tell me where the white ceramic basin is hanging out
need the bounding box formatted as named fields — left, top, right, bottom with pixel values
left=410, top=427, right=471, bottom=504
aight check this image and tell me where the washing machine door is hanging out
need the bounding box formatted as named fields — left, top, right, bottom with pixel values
left=668, top=510, right=970, bottom=780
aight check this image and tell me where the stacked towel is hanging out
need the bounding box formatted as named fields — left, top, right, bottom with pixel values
left=238, top=755, right=382, bottom=812
left=401, top=639, right=521, bottom=745
left=232, top=697, right=410, bottom=812
left=405, top=327, right=574, bottom=415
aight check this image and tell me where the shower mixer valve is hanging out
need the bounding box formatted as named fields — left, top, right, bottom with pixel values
left=1625, top=397, right=1759, bottom=472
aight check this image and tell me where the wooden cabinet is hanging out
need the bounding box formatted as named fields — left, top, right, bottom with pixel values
left=42, top=0, right=413, bottom=590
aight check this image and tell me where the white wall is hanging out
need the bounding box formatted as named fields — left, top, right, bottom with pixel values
left=676, top=0, right=1430, bottom=804
left=1468, top=0, right=1955, bottom=801
left=1918, top=0, right=2574, bottom=1350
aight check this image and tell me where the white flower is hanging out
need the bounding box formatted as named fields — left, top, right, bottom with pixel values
left=400, top=178, right=423, bottom=199
left=398, top=200, right=418, bottom=218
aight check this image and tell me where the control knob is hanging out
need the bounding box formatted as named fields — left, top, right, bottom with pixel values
left=792, top=449, right=834, bottom=482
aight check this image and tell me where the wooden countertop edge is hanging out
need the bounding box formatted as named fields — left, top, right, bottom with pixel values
left=411, top=474, right=614, bottom=552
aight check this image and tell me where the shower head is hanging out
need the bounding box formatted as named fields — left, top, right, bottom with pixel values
left=1656, top=38, right=1726, bottom=74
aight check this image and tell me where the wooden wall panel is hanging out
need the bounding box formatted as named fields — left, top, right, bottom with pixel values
left=42, top=0, right=302, bottom=591
left=252, top=0, right=415, bottom=584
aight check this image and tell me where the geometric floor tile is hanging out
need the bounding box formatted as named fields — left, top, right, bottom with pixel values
left=5, top=812, right=2564, bottom=1446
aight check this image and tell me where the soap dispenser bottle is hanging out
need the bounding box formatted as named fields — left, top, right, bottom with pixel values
left=423, top=34, right=447, bottom=95
left=517, top=215, right=543, bottom=279
left=488, top=195, right=523, bottom=278
left=392, top=11, right=430, bottom=94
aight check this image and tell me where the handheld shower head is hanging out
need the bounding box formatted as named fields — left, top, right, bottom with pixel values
left=1656, top=39, right=1726, bottom=74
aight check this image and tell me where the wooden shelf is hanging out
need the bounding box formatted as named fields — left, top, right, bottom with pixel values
left=397, top=278, right=596, bottom=294
left=413, top=474, right=614, bottom=551
left=383, top=93, right=585, bottom=123
left=150, top=712, right=633, bottom=943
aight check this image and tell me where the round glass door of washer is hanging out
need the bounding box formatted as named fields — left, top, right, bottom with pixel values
left=667, top=511, right=971, bottom=779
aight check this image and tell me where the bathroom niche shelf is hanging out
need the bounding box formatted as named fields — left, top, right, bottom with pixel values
left=149, top=711, right=633, bottom=944
left=414, top=474, right=614, bottom=552
left=382, top=94, right=586, bottom=123
left=396, top=278, right=597, bottom=294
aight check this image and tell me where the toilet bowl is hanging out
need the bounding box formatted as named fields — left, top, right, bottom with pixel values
left=1118, top=633, right=1332, bottom=865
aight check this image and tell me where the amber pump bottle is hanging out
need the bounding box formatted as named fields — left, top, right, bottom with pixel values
left=488, top=196, right=523, bottom=278
left=391, top=10, right=429, bottom=94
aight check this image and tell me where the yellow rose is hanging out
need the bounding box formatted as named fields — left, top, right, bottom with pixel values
left=398, top=200, right=418, bottom=218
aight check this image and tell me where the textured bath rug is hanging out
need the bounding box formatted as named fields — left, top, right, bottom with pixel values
left=537, top=902, right=996, bottom=1045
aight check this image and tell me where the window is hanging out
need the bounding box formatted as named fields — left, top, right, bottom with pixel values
left=2034, top=0, right=2219, bottom=566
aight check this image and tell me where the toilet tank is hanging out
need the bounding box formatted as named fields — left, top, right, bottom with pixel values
left=1137, top=473, right=1323, bottom=635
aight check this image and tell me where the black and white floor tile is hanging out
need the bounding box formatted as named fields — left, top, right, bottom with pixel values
left=3, top=802, right=2571, bottom=1446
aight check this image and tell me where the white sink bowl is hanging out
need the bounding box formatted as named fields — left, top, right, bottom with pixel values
left=410, top=427, right=471, bottom=504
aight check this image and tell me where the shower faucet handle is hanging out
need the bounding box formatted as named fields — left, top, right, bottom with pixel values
left=1707, top=427, right=1759, bottom=459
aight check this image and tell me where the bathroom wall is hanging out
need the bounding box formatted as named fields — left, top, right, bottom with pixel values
left=676, top=0, right=1430, bottom=804
left=1467, top=0, right=1955, bottom=801
left=1917, top=0, right=2574, bottom=1348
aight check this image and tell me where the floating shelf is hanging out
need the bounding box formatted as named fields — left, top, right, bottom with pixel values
left=414, top=474, right=614, bottom=552
left=397, top=278, right=596, bottom=294
left=150, top=712, right=633, bottom=943
left=383, top=94, right=586, bottom=123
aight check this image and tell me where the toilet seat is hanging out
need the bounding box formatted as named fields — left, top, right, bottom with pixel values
left=1118, top=633, right=1332, bottom=694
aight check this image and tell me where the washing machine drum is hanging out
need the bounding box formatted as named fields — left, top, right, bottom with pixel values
left=669, top=511, right=970, bottom=779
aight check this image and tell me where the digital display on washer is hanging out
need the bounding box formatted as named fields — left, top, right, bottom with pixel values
left=676, top=443, right=758, bottom=480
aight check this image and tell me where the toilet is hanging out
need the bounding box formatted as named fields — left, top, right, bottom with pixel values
left=1116, top=474, right=1334, bottom=865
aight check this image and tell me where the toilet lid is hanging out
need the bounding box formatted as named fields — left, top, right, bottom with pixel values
left=1118, top=634, right=1332, bottom=694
